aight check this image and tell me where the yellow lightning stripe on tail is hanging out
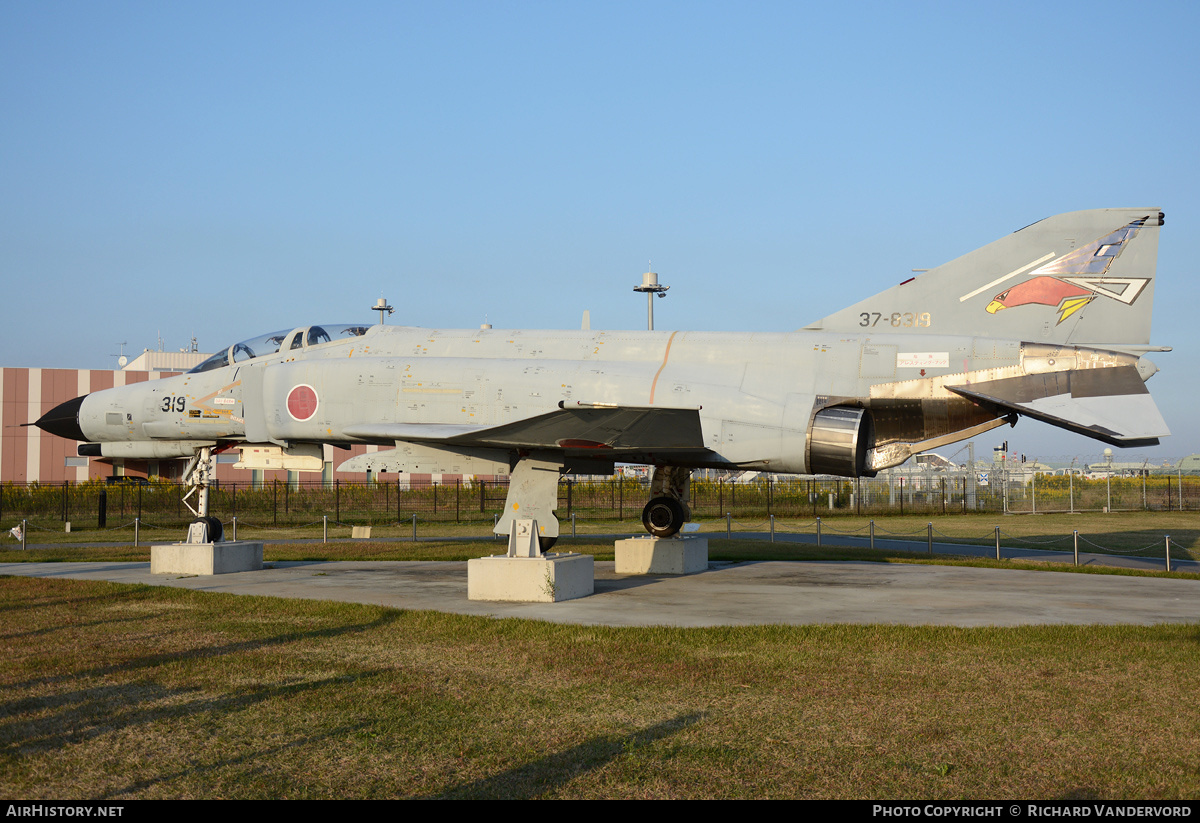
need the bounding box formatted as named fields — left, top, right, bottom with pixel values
left=1057, top=296, right=1094, bottom=324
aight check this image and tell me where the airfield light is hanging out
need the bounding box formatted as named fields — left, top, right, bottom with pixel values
left=633, top=268, right=669, bottom=330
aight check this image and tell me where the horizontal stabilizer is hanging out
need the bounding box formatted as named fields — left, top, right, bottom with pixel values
left=947, top=365, right=1168, bottom=447
left=344, top=405, right=707, bottom=453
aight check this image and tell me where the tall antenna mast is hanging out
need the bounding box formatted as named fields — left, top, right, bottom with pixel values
left=372, top=297, right=395, bottom=325
left=633, top=263, right=668, bottom=330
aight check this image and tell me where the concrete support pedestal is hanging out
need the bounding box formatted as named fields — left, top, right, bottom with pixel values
left=151, top=541, right=264, bottom=575
left=467, top=554, right=594, bottom=602
left=615, top=536, right=708, bottom=575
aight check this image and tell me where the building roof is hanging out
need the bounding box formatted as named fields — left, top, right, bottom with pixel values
left=122, top=350, right=210, bottom=372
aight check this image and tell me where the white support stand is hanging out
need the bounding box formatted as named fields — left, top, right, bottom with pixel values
left=493, top=458, right=562, bottom=543
left=468, top=519, right=594, bottom=602
left=506, top=517, right=542, bottom=557
left=615, top=536, right=708, bottom=575
left=151, top=541, right=264, bottom=575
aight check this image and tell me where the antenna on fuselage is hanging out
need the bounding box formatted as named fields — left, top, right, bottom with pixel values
left=372, top=297, right=394, bottom=325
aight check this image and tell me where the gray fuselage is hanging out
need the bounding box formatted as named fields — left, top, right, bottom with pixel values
left=75, top=323, right=1117, bottom=474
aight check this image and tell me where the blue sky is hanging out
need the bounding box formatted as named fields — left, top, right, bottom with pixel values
left=3, top=1, right=1197, bottom=464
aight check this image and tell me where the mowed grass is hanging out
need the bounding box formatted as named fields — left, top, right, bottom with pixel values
left=2, top=575, right=1198, bottom=799
left=777, top=511, right=1200, bottom=556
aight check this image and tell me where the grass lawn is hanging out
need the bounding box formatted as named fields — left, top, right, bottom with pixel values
left=2, top=575, right=1198, bottom=799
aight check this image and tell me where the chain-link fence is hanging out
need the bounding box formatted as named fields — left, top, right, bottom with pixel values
left=2, top=472, right=1198, bottom=532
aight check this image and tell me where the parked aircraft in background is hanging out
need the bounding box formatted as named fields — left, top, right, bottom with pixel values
left=35, top=208, right=1170, bottom=547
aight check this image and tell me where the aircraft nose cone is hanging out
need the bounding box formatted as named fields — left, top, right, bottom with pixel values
left=33, top=395, right=87, bottom=441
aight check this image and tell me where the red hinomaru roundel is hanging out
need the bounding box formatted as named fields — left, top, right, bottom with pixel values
left=286, top=384, right=319, bottom=421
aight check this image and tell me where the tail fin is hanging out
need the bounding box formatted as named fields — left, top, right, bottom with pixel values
left=806, top=208, right=1163, bottom=345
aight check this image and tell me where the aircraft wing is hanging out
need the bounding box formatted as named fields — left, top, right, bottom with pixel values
left=343, top=404, right=707, bottom=453
left=946, top=365, right=1168, bottom=447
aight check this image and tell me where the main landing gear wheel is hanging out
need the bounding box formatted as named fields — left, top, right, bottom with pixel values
left=642, top=496, right=685, bottom=538
left=191, top=516, right=223, bottom=543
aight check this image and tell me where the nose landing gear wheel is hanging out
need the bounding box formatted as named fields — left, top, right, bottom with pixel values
left=642, top=496, right=685, bottom=538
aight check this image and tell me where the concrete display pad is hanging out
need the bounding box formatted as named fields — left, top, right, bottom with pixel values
left=150, top=541, right=264, bottom=575
left=7, top=559, right=1200, bottom=627
left=467, top=553, right=594, bottom=602
left=615, top=536, right=708, bottom=575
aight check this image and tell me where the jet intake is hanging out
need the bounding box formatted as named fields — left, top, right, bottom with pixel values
left=807, top=407, right=875, bottom=477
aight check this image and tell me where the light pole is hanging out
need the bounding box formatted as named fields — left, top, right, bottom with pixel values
left=633, top=268, right=668, bottom=330
left=1069, top=456, right=1077, bottom=513
left=1105, top=448, right=1113, bottom=512
left=372, top=297, right=394, bottom=325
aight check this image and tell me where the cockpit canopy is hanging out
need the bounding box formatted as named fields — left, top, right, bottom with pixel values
left=188, top=324, right=371, bottom=373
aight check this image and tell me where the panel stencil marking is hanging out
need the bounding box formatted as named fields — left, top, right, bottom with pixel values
left=897, top=352, right=950, bottom=369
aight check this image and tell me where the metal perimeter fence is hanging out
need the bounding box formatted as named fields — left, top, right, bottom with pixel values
left=718, top=514, right=1196, bottom=571
left=3, top=471, right=1199, bottom=533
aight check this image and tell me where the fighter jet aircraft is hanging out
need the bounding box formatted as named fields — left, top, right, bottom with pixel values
left=34, top=208, right=1170, bottom=547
